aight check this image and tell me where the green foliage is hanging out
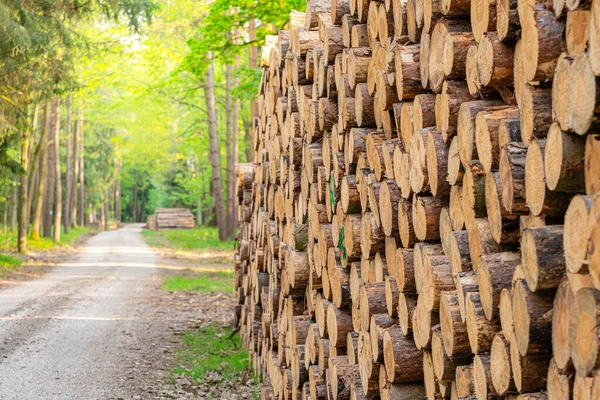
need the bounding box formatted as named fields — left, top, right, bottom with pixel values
left=142, top=227, right=236, bottom=252
left=0, top=253, right=22, bottom=270
left=182, top=0, right=305, bottom=76
left=0, top=226, right=94, bottom=251
left=173, top=324, right=251, bottom=381
left=162, top=271, right=234, bottom=293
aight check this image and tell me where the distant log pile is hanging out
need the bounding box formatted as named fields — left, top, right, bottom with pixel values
left=153, top=208, right=194, bottom=230
left=234, top=0, right=600, bottom=398
left=146, top=215, right=157, bottom=230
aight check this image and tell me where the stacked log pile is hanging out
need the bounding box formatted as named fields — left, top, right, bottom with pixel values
left=234, top=0, right=600, bottom=397
left=154, top=208, right=195, bottom=230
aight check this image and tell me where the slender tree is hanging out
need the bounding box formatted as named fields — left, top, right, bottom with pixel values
left=64, top=95, right=72, bottom=233
left=232, top=55, right=240, bottom=232
left=10, top=179, right=17, bottom=231
left=225, top=62, right=235, bottom=238
left=71, top=115, right=79, bottom=227
left=31, top=103, right=51, bottom=241
left=43, top=102, right=56, bottom=238
left=18, top=125, right=31, bottom=253
left=53, top=99, right=62, bottom=242
left=205, top=53, right=227, bottom=240
left=78, top=110, right=85, bottom=227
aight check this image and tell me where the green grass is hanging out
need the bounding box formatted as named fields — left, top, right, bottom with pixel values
left=0, top=253, right=22, bottom=270
left=173, top=324, right=250, bottom=382
left=163, top=271, right=234, bottom=294
left=0, top=226, right=95, bottom=252
left=142, top=227, right=236, bottom=252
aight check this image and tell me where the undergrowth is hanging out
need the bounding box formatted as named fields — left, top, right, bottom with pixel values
left=0, top=226, right=95, bottom=252
left=162, top=271, right=234, bottom=294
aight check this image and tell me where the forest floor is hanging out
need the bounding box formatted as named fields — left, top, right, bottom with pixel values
left=0, top=224, right=258, bottom=399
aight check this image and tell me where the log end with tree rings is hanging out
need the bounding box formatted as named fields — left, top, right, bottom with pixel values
left=429, top=22, right=449, bottom=92
left=551, top=280, right=573, bottom=373
left=447, top=137, right=463, bottom=186
left=513, top=40, right=525, bottom=107
left=379, top=180, right=400, bottom=236
left=490, top=333, right=514, bottom=396
left=590, top=0, right=600, bottom=75
left=524, top=139, right=547, bottom=217
left=497, top=0, right=518, bottom=41
left=569, top=53, right=600, bottom=135
left=586, top=134, right=600, bottom=195
left=420, top=29, right=431, bottom=89
left=470, top=0, right=491, bottom=42
left=553, top=54, right=572, bottom=132
left=547, top=358, right=572, bottom=400
left=466, top=42, right=482, bottom=97
left=571, top=287, right=600, bottom=377
left=544, top=123, right=586, bottom=193
left=473, top=354, right=494, bottom=400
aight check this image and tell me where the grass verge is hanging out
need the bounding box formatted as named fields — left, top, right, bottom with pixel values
left=0, top=226, right=95, bottom=252
left=142, top=227, right=235, bottom=252
left=0, top=254, right=22, bottom=270
left=163, top=271, right=234, bottom=294
left=173, top=324, right=249, bottom=381
left=142, top=227, right=235, bottom=264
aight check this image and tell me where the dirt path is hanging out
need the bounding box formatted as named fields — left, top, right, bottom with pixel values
left=0, top=224, right=234, bottom=400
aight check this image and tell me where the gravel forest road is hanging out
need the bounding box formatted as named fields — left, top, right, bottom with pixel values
left=0, top=224, right=185, bottom=400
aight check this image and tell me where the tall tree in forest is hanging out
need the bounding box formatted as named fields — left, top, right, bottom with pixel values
left=204, top=53, right=227, bottom=240
left=64, top=96, right=73, bottom=234
left=78, top=112, right=85, bottom=227
left=233, top=56, right=240, bottom=227
left=71, top=116, right=79, bottom=227
left=43, top=101, right=57, bottom=238
left=10, top=180, right=17, bottom=231
left=18, top=128, right=31, bottom=253
left=225, top=62, right=235, bottom=238
left=31, top=103, right=51, bottom=241
left=53, top=99, right=62, bottom=242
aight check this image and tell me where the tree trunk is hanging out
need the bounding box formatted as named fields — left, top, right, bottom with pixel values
left=31, top=102, right=50, bottom=241
left=71, top=113, right=79, bottom=228
left=10, top=178, right=17, bottom=231
left=64, top=95, right=72, bottom=234
left=226, top=62, right=234, bottom=238
left=78, top=110, right=84, bottom=227
left=18, top=109, right=33, bottom=253
left=53, top=98, right=62, bottom=242
left=133, top=181, right=138, bottom=223
left=233, top=55, right=240, bottom=232
left=3, top=185, right=8, bottom=233
left=205, top=53, right=227, bottom=241
left=115, top=159, right=121, bottom=223
left=43, top=101, right=56, bottom=239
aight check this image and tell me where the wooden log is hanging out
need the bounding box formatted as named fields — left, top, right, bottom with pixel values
left=440, top=290, right=471, bottom=356
left=382, top=325, right=424, bottom=383
left=436, top=81, right=473, bottom=142
left=517, top=0, right=565, bottom=82
left=571, top=287, right=600, bottom=377
left=512, top=279, right=554, bottom=356
left=395, top=44, right=426, bottom=100
left=428, top=20, right=473, bottom=92
left=479, top=252, right=520, bottom=320
left=475, top=105, right=520, bottom=173
left=465, top=292, right=499, bottom=354
left=457, top=100, right=504, bottom=168
left=521, top=225, right=566, bottom=291
left=490, top=333, right=517, bottom=396
left=524, top=139, right=573, bottom=217
left=544, top=123, right=585, bottom=193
